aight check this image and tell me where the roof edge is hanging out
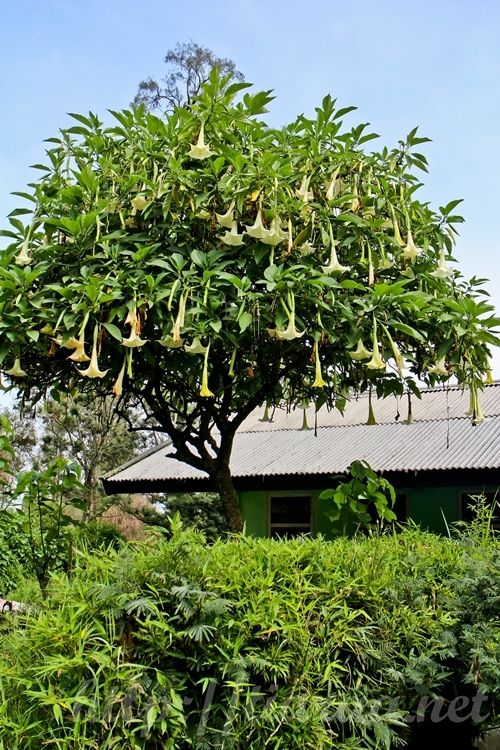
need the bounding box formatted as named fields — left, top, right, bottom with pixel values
left=101, top=438, right=172, bottom=480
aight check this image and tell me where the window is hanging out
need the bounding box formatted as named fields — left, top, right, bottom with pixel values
left=460, top=491, right=500, bottom=531
left=394, top=494, right=408, bottom=523
left=269, top=495, right=312, bottom=538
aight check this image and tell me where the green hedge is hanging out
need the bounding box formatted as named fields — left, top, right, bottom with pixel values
left=0, top=522, right=498, bottom=749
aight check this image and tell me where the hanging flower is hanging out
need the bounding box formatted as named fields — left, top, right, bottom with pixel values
left=200, top=345, right=214, bottom=398
left=5, top=357, right=27, bottom=378
left=121, top=325, right=147, bottom=348
left=245, top=210, right=268, bottom=240
left=402, top=229, right=422, bottom=262
left=159, top=335, right=184, bottom=348
left=389, top=339, right=405, bottom=375
left=325, top=170, right=339, bottom=201
left=381, top=324, right=405, bottom=376
left=367, top=390, right=377, bottom=425
left=271, top=292, right=305, bottom=340
left=300, top=406, right=311, bottom=430
left=366, top=348, right=385, bottom=370
left=185, top=337, right=208, bottom=355
left=261, top=216, right=286, bottom=247
left=392, top=215, right=405, bottom=248
left=66, top=314, right=91, bottom=362
left=68, top=339, right=91, bottom=362
left=366, top=261, right=375, bottom=286
left=431, top=248, right=454, bottom=279
left=366, top=320, right=386, bottom=370
left=59, top=336, right=81, bottom=350
left=295, top=174, right=314, bottom=203
left=131, top=194, right=148, bottom=212
left=14, top=238, right=32, bottom=266
left=312, top=340, right=326, bottom=388
left=472, top=399, right=486, bottom=425
left=287, top=218, right=293, bottom=253
left=122, top=319, right=147, bottom=348
left=468, top=383, right=486, bottom=425
left=112, top=358, right=126, bottom=398
left=349, top=339, right=371, bottom=361
left=216, top=202, right=235, bottom=229
left=299, top=241, right=315, bottom=255
left=259, top=403, right=273, bottom=422
left=221, top=220, right=245, bottom=246
left=322, top=224, right=349, bottom=274
left=77, top=325, right=109, bottom=379
left=427, top=356, right=450, bottom=379
left=67, top=327, right=90, bottom=362
left=274, top=321, right=305, bottom=340
left=171, top=291, right=188, bottom=343
left=188, top=124, right=215, bottom=160
left=350, top=185, right=360, bottom=213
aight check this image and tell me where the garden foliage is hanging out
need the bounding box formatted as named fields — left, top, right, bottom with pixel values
left=0, top=520, right=498, bottom=749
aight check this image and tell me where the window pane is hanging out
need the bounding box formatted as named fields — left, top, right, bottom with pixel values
left=394, top=494, right=407, bottom=523
left=270, top=496, right=311, bottom=525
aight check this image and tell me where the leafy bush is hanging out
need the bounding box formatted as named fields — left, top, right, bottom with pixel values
left=320, top=459, right=396, bottom=534
left=0, top=521, right=497, bottom=749
left=0, top=510, right=33, bottom=594
left=73, top=519, right=126, bottom=551
left=137, top=492, right=229, bottom=541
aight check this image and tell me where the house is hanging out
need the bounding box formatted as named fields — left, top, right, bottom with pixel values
left=102, top=383, right=500, bottom=537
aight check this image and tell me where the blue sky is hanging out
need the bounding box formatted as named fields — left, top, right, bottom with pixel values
left=1, top=0, right=500, bottom=374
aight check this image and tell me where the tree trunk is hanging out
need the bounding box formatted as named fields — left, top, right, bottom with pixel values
left=212, top=463, right=243, bottom=532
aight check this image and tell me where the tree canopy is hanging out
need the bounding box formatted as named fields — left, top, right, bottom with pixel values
left=133, top=41, right=244, bottom=112
left=1, top=71, right=498, bottom=529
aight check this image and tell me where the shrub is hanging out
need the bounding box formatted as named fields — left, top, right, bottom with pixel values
left=0, top=521, right=497, bottom=749
left=0, top=510, right=33, bottom=594
left=73, top=519, right=126, bottom=551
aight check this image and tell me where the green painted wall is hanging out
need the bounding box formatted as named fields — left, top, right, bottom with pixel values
left=238, top=484, right=490, bottom=537
left=405, top=485, right=459, bottom=535
left=239, top=491, right=268, bottom=537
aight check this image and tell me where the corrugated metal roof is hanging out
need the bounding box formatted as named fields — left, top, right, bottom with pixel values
left=241, top=383, right=500, bottom=431
left=104, top=383, right=500, bottom=490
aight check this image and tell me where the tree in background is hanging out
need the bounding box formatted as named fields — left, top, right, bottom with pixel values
left=0, top=72, right=498, bottom=531
left=135, top=491, right=229, bottom=541
left=0, top=407, right=37, bottom=474
left=39, top=395, right=150, bottom=518
left=1, top=395, right=152, bottom=520
left=133, top=41, right=244, bottom=112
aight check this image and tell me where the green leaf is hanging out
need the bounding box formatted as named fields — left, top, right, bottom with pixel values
left=102, top=322, right=123, bottom=341
left=191, top=249, right=206, bottom=266
left=336, top=212, right=366, bottom=226
left=439, top=198, right=463, bottom=216
left=391, top=323, right=425, bottom=341
left=67, top=112, right=94, bottom=128
left=238, top=311, right=253, bottom=333
left=146, top=705, right=158, bottom=732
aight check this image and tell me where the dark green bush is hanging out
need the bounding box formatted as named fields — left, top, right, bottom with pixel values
left=73, top=519, right=126, bottom=551
left=0, top=509, right=33, bottom=594
left=0, top=521, right=497, bottom=749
